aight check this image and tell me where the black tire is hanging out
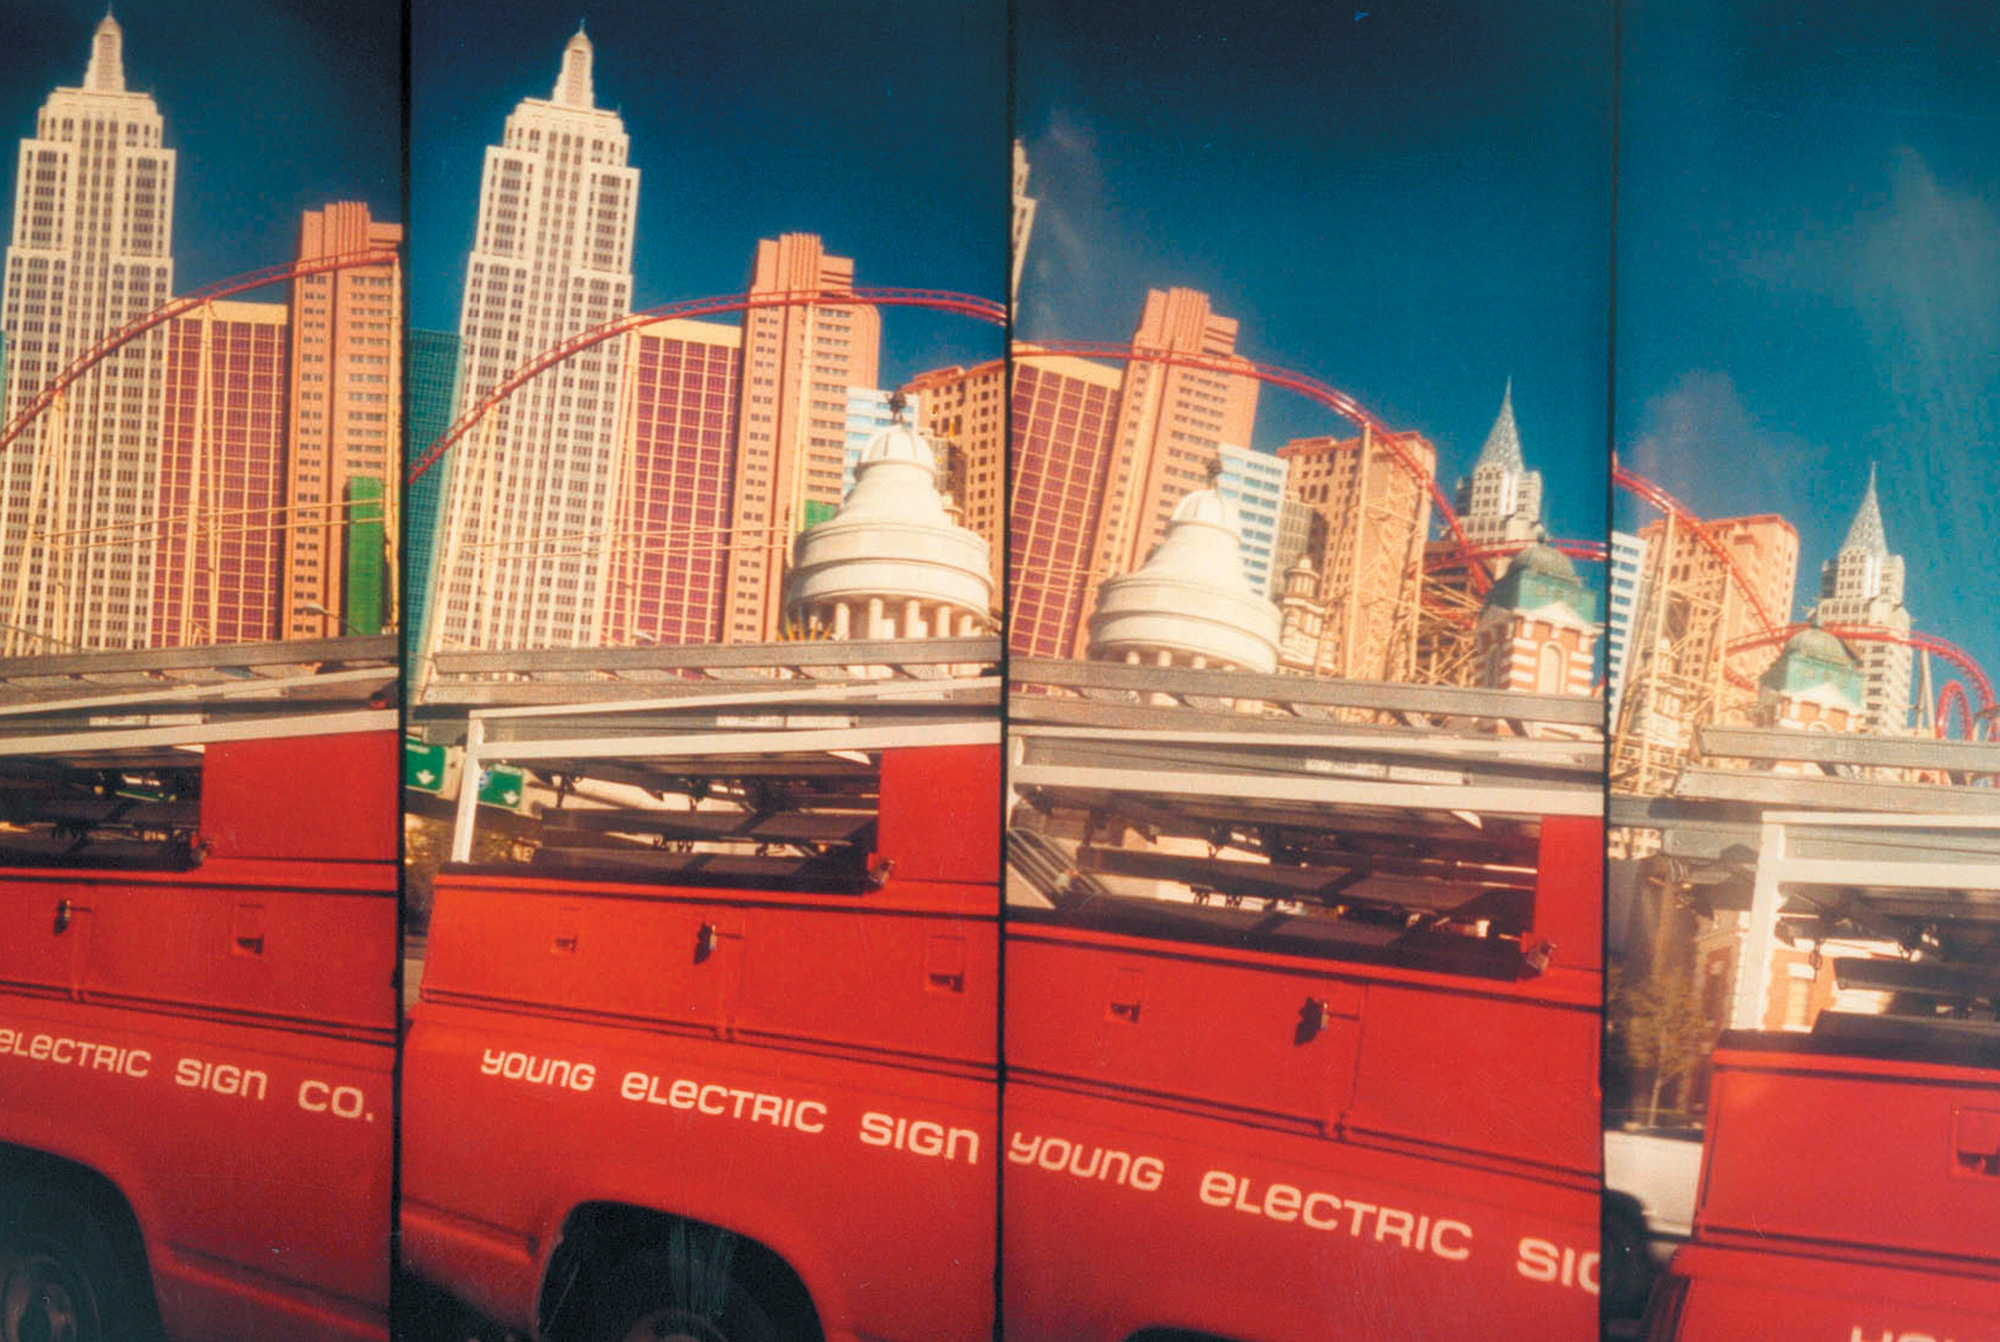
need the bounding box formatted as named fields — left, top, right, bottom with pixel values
left=1599, top=1200, right=1653, bottom=1323
left=0, top=1183, right=147, bottom=1342
left=577, top=1227, right=781, bottom=1342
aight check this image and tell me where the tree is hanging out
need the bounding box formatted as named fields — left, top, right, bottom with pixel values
left=1607, top=961, right=1707, bottom=1126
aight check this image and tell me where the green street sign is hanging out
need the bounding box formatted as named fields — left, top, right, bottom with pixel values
left=403, top=739, right=448, bottom=794
left=477, top=763, right=528, bottom=811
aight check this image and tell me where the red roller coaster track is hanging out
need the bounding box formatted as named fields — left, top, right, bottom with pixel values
left=1938, top=680, right=1975, bottom=741
left=406, top=288, right=1006, bottom=484
left=1014, top=339, right=1498, bottom=594
left=1725, top=622, right=1995, bottom=739
left=1424, top=538, right=1608, bottom=570
left=0, top=247, right=400, bottom=459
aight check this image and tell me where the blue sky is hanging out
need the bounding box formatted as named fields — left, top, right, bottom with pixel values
left=1615, top=1, right=2000, bottom=716
left=1, top=0, right=401, bottom=291
left=1014, top=0, right=1616, bottom=550
left=410, top=0, right=1008, bottom=386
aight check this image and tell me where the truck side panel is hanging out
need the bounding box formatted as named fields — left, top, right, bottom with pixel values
left=402, top=873, right=999, bottom=1342
left=1003, top=924, right=1600, bottom=1342
left=1659, top=1044, right=2000, bottom=1340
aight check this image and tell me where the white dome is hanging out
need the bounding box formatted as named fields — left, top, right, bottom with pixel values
left=859, top=421, right=938, bottom=471
left=1171, top=487, right=1240, bottom=530
left=1088, top=487, right=1279, bottom=672
left=785, top=418, right=992, bottom=638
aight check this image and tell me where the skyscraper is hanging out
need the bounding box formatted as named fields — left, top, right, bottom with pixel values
left=1011, top=140, right=1037, bottom=304
left=403, top=329, right=461, bottom=662
left=0, top=14, right=175, bottom=652
left=1416, top=383, right=1549, bottom=685
left=1082, top=290, right=1259, bottom=643
left=903, top=358, right=1005, bottom=590
left=721, top=234, right=880, bottom=643
left=1813, top=466, right=1912, bottom=733
left=1275, top=427, right=1437, bottom=682
left=1606, top=529, right=1646, bottom=715
left=432, top=26, right=638, bottom=653
left=284, top=202, right=402, bottom=639
left=150, top=300, right=289, bottom=647
left=1008, top=289, right=1260, bottom=660
left=602, top=317, right=741, bottom=646
left=1008, top=352, right=1124, bottom=659
left=1214, top=441, right=1288, bottom=598
left=1452, top=381, right=1544, bottom=547
left=1611, top=513, right=1798, bottom=793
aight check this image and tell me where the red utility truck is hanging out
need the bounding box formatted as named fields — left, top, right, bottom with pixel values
left=1002, top=660, right=1607, bottom=1342
left=0, top=639, right=399, bottom=1342
left=1638, top=807, right=2000, bottom=1342
left=399, top=639, right=1003, bottom=1342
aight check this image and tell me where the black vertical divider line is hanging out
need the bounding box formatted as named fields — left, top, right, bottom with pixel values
left=1598, top=2, right=1625, bottom=1337
left=389, top=0, right=413, bottom=1331
left=993, top=2, right=1018, bottom=1335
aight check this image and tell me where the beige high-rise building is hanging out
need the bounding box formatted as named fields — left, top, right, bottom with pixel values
left=1275, top=427, right=1437, bottom=682
left=722, top=233, right=880, bottom=643
left=903, top=358, right=1005, bottom=590
left=1813, top=468, right=1912, bottom=734
left=433, top=26, right=638, bottom=653
left=1611, top=512, right=1799, bottom=794
left=0, top=14, right=175, bottom=652
left=284, top=203, right=402, bottom=639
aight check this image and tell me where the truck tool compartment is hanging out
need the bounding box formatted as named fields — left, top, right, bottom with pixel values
left=1636, top=808, right=2000, bottom=1341
left=1002, top=659, right=1606, bottom=1342
left=400, top=637, right=1002, bottom=1342
left=0, top=637, right=399, bottom=1342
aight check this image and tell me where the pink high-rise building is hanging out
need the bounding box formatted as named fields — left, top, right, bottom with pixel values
left=1007, top=353, right=1123, bottom=659
left=601, top=317, right=742, bottom=646
left=150, top=301, right=290, bottom=647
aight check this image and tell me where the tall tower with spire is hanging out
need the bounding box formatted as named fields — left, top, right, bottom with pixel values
left=1454, top=380, right=1545, bottom=547
left=431, top=25, right=639, bottom=654
left=0, top=12, right=177, bottom=652
left=1812, top=465, right=1912, bottom=733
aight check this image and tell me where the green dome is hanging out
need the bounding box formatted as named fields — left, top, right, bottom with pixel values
left=1505, top=542, right=1579, bottom=583
left=1783, top=625, right=1854, bottom=666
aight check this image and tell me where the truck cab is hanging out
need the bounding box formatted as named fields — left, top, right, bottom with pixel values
left=399, top=638, right=1002, bottom=1342
left=0, top=638, right=399, bottom=1342
left=1001, top=659, right=1606, bottom=1342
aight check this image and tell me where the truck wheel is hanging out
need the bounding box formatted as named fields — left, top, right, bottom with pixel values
left=1599, top=1201, right=1652, bottom=1321
left=583, top=1231, right=779, bottom=1342
left=0, top=1185, right=146, bottom=1342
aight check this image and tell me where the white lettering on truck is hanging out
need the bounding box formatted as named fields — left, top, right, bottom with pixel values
left=1198, top=1169, right=1473, bottom=1263
left=859, top=1112, right=980, bottom=1164
left=1008, top=1131, right=1164, bottom=1191
left=1516, top=1237, right=1599, bottom=1294
left=481, top=1048, right=596, bottom=1092
left=619, top=1071, right=827, bottom=1133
